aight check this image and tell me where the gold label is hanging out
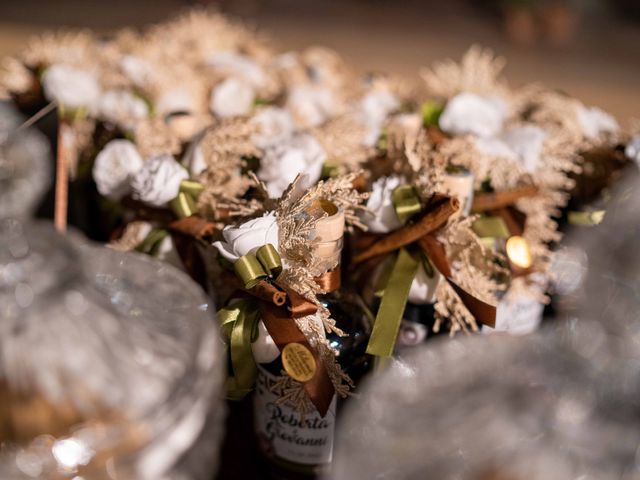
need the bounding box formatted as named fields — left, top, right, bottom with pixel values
left=281, top=343, right=316, bottom=383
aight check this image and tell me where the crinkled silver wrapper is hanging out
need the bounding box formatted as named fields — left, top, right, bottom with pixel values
left=0, top=103, right=50, bottom=219
left=332, top=325, right=640, bottom=480
left=0, top=220, right=226, bottom=479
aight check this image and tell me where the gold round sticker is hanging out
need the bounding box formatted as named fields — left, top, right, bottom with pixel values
left=282, top=343, right=317, bottom=383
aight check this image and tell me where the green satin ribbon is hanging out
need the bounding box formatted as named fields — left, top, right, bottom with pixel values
left=135, top=228, right=169, bottom=256
left=234, top=244, right=282, bottom=289
left=391, top=185, right=422, bottom=225
left=170, top=191, right=197, bottom=218
left=472, top=216, right=510, bottom=239
left=321, top=162, right=339, bottom=179
left=366, top=248, right=419, bottom=357
left=568, top=210, right=605, bottom=226
left=179, top=179, right=205, bottom=197
left=218, top=299, right=261, bottom=400
left=169, top=180, right=204, bottom=218
left=421, top=100, right=444, bottom=127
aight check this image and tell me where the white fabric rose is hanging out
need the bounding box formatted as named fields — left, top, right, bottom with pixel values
left=490, top=294, right=544, bottom=335
left=210, top=77, right=255, bottom=118
left=119, top=55, right=156, bottom=87
left=250, top=107, right=295, bottom=149
left=625, top=136, right=640, bottom=166
left=251, top=320, right=280, bottom=364
left=131, top=154, right=189, bottom=207
left=474, top=125, right=547, bottom=172
left=213, top=213, right=279, bottom=262
left=576, top=104, right=619, bottom=140
left=42, top=64, right=100, bottom=110
left=207, top=52, right=266, bottom=88
left=361, top=175, right=404, bottom=234
left=97, top=89, right=148, bottom=127
left=439, top=92, right=507, bottom=138
left=407, top=263, right=440, bottom=304
left=156, top=88, right=194, bottom=115
left=258, top=134, right=326, bottom=198
left=360, top=89, right=399, bottom=147
left=92, top=139, right=144, bottom=201
left=286, top=86, right=336, bottom=128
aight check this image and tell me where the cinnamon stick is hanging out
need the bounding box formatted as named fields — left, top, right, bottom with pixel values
left=352, top=197, right=460, bottom=264
left=247, top=280, right=287, bottom=306
left=169, top=216, right=216, bottom=239
left=471, top=185, right=539, bottom=213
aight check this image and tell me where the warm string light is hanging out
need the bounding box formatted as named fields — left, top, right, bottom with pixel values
left=506, top=235, right=533, bottom=270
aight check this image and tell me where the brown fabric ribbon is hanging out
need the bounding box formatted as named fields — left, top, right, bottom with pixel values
left=314, top=267, right=341, bottom=293
left=238, top=279, right=333, bottom=416
left=352, top=194, right=497, bottom=327
left=256, top=290, right=335, bottom=417
left=417, top=236, right=497, bottom=328
left=169, top=216, right=217, bottom=239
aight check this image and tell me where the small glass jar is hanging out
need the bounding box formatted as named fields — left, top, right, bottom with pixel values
left=0, top=220, right=225, bottom=480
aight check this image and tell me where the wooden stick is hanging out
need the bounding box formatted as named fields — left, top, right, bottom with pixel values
left=352, top=197, right=460, bottom=264
left=471, top=185, right=539, bottom=213
left=54, top=122, right=69, bottom=232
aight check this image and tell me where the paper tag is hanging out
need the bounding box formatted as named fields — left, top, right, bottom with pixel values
left=282, top=343, right=316, bottom=382
left=254, top=367, right=336, bottom=466
left=487, top=295, right=543, bottom=335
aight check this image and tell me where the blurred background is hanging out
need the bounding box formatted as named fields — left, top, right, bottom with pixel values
left=0, top=0, right=638, bottom=120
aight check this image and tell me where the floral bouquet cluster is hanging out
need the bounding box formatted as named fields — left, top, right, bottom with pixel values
left=2, top=9, right=638, bottom=476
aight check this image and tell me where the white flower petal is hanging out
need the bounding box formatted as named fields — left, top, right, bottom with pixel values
left=439, top=92, right=506, bottom=138
left=207, top=52, right=266, bottom=88
left=361, top=175, right=404, bottom=233
left=210, top=78, right=255, bottom=118
left=131, top=154, right=189, bottom=207
left=42, top=64, right=100, bottom=110
left=258, top=134, right=326, bottom=198
left=250, top=107, right=295, bottom=149
left=92, top=139, right=144, bottom=200
left=213, top=213, right=279, bottom=262
left=625, top=136, right=640, bottom=166
left=576, top=104, right=619, bottom=140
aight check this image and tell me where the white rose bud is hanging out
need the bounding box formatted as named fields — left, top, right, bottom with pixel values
left=250, top=107, right=295, bottom=150
left=361, top=175, right=404, bottom=234
left=97, top=89, right=148, bottom=127
left=360, top=89, right=399, bottom=147
left=258, top=134, right=326, bottom=198
left=474, top=125, right=547, bottom=173
left=131, top=154, right=189, bottom=207
left=207, top=52, right=266, bottom=88
left=625, top=136, right=640, bottom=167
left=157, top=88, right=194, bottom=116
left=119, top=55, right=156, bottom=87
left=576, top=104, right=619, bottom=140
left=212, top=212, right=279, bottom=262
left=42, top=64, right=100, bottom=110
left=407, top=262, right=440, bottom=304
left=210, top=77, right=255, bottom=119
left=92, top=139, right=144, bottom=201
left=286, top=86, right=336, bottom=128
left=439, top=92, right=507, bottom=138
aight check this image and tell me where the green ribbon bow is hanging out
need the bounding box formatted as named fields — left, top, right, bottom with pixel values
left=218, top=299, right=261, bottom=400
left=366, top=185, right=424, bottom=358
left=135, top=228, right=170, bottom=257
left=233, top=244, right=282, bottom=289
left=169, top=180, right=204, bottom=219
left=421, top=100, right=444, bottom=127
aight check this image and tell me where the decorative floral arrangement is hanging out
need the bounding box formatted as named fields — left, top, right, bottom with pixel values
left=2, top=10, right=637, bottom=423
